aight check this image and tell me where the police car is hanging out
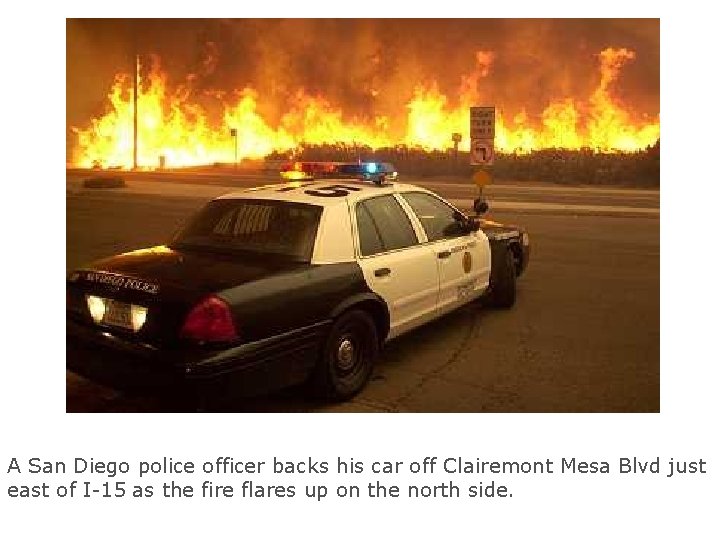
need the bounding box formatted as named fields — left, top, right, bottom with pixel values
left=66, top=162, right=530, bottom=405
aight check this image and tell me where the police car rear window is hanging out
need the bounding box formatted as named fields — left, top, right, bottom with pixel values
left=171, top=199, right=322, bottom=262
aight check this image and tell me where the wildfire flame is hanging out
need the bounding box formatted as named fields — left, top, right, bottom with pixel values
left=71, top=47, right=659, bottom=169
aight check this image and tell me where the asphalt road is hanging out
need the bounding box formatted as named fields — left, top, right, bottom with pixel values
left=66, top=174, right=659, bottom=412
left=67, top=169, right=660, bottom=213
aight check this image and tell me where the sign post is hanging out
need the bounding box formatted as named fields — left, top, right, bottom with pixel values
left=451, top=132, right=462, bottom=171
left=451, top=132, right=462, bottom=159
left=470, top=106, right=495, bottom=208
left=230, top=128, right=238, bottom=170
left=133, top=54, right=139, bottom=170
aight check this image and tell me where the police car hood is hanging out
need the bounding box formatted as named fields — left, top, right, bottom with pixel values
left=473, top=218, right=525, bottom=237
left=72, top=244, right=309, bottom=299
left=476, top=218, right=525, bottom=236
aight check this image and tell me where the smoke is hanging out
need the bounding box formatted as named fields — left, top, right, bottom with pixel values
left=67, top=18, right=659, bottom=138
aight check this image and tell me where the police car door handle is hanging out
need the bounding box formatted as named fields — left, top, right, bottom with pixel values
left=374, top=267, right=391, bottom=277
left=438, top=250, right=451, bottom=259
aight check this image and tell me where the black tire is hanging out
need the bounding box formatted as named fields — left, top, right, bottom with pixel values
left=310, top=310, right=379, bottom=401
left=485, top=242, right=516, bottom=308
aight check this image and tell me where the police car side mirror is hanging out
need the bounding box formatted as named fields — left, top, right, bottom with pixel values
left=448, top=211, right=480, bottom=235
left=473, top=198, right=489, bottom=215
left=461, top=219, right=480, bottom=233
left=443, top=221, right=465, bottom=237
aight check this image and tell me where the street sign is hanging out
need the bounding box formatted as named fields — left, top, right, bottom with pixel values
left=472, top=169, right=492, bottom=187
left=470, top=138, right=494, bottom=165
left=470, top=106, right=495, bottom=139
left=470, top=106, right=495, bottom=166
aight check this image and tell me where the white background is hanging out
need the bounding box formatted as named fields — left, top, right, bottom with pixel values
left=1, top=3, right=718, bottom=539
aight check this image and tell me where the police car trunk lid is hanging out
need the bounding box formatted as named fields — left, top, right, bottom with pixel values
left=66, top=245, right=309, bottom=344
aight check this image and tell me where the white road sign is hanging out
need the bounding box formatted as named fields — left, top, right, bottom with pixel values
left=470, top=106, right=495, bottom=139
left=471, top=138, right=494, bottom=165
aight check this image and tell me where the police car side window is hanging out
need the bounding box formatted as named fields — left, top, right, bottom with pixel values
left=402, top=192, right=458, bottom=242
left=357, top=195, right=418, bottom=256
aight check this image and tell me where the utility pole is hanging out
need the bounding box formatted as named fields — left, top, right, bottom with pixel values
left=230, top=128, right=238, bottom=169
left=133, top=53, right=139, bottom=170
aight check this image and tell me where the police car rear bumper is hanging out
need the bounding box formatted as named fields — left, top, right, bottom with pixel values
left=66, top=318, right=329, bottom=401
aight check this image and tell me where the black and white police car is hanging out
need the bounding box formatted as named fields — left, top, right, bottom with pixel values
left=66, top=162, right=530, bottom=405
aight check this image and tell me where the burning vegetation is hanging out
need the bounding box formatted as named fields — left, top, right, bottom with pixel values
left=68, top=21, right=659, bottom=170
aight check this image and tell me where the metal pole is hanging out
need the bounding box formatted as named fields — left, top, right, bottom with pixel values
left=229, top=128, right=238, bottom=170
left=133, top=54, right=138, bottom=170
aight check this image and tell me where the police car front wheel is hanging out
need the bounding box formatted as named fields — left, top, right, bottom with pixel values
left=311, top=310, right=378, bottom=401
left=484, top=242, right=517, bottom=309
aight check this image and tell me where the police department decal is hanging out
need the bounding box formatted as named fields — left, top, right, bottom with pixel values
left=83, top=272, right=159, bottom=294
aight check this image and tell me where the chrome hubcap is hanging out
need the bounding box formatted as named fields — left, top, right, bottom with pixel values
left=337, top=338, right=355, bottom=370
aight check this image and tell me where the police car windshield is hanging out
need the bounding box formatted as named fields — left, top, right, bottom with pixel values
left=170, top=199, right=322, bottom=262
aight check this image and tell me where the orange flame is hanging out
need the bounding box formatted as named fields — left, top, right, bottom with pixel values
left=71, top=47, right=659, bottom=169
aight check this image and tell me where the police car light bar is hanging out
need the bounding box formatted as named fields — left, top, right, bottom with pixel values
left=279, top=161, right=398, bottom=185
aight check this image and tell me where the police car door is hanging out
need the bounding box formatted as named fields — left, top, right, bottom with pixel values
left=399, top=191, right=489, bottom=316
left=353, top=194, right=439, bottom=339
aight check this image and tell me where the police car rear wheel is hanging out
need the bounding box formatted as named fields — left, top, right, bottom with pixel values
left=311, top=310, right=378, bottom=401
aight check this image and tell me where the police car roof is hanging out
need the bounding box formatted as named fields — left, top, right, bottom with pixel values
left=217, top=179, right=432, bottom=206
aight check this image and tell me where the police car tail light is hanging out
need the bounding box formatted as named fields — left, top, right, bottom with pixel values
left=130, top=305, right=148, bottom=332
left=180, top=296, right=238, bottom=342
left=86, top=295, right=106, bottom=323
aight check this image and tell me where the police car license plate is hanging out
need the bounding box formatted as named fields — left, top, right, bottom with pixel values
left=103, top=299, right=134, bottom=330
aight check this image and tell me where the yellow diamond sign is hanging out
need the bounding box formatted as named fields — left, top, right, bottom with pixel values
left=473, top=169, right=492, bottom=188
